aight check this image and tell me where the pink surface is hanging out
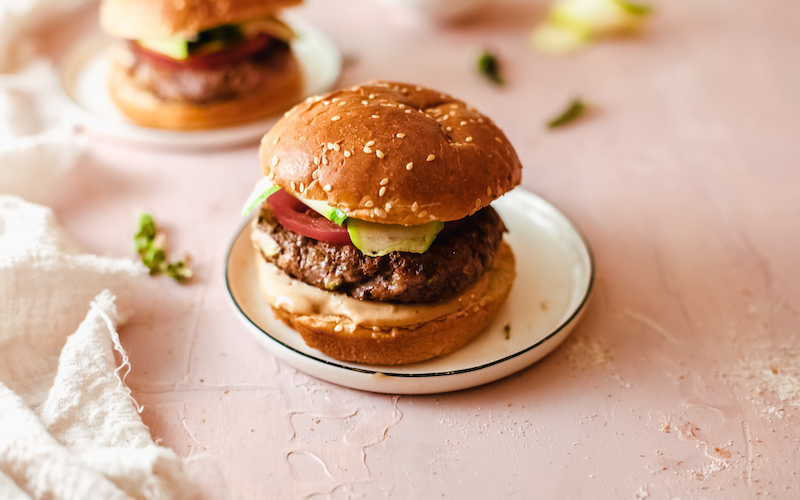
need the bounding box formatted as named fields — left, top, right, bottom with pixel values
left=45, top=0, right=799, bottom=497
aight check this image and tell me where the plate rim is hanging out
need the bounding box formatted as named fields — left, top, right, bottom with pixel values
left=224, top=188, right=595, bottom=379
left=54, top=16, right=342, bottom=148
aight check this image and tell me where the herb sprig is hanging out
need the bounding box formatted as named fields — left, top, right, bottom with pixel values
left=547, top=98, right=588, bottom=129
left=134, top=213, right=193, bottom=283
left=477, top=51, right=504, bottom=85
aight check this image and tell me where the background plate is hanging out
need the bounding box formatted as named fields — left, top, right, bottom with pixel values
left=56, top=18, right=341, bottom=148
left=225, top=189, right=594, bottom=394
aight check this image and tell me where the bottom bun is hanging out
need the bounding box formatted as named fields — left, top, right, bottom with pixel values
left=108, top=47, right=303, bottom=130
left=257, top=241, right=516, bottom=365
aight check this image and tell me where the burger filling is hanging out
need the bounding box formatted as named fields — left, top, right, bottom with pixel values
left=252, top=199, right=507, bottom=304
left=123, top=18, right=296, bottom=104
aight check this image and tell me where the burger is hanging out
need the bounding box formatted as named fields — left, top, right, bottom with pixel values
left=100, top=0, right=303, bottom=130
left=242, top=81, right=522, bottom=365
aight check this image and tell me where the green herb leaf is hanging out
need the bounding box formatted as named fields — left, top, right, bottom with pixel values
left=547, top=98, right=588, bottom=129
left=166, top=261, right=193, bottom=283
left=133, top=212, right=193, bottom=283
left=477, top=52, right=504, bottom=85
left=504, top=324, right=511, bottom=340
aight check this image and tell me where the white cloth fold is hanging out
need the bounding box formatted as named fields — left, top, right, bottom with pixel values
left=0, top=197, right=195, bottom=500
left=0, top=2, right=198, bottom=498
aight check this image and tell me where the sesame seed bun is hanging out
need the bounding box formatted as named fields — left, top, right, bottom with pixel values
left=100, top=0, right=302, bottom=39
left=107, top=44, right=302, bottom=130
left=258, top=81, right=523, bottom=225
left=259, top=241, right=516, bottom=365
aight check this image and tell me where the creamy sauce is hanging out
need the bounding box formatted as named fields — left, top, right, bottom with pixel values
left=253, top=249, right=490, bottom=328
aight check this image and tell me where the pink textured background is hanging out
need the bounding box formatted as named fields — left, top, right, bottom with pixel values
left=45, top=0, right=800, bottom=497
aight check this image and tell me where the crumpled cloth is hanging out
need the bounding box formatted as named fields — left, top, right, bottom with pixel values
left=0, top=197, right=196, bottom=500
left=0, top=2, right=196, bottom=499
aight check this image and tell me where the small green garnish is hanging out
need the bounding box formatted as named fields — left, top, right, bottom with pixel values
left=477, top=51, right=504, bottom=85
left=330, top=208, right=348, bottom=227
left=134, top=212, right=193, bottom=283
left=547, top=98, right=587, bottom=129
left=504, top=324, right=511, bottom=340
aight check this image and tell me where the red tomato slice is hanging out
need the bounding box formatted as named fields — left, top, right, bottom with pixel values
left=131, top=34, right=275, bottom=71
left=268, top=189, right=352, bottom=246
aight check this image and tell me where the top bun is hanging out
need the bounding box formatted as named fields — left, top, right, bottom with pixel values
left=100, top=0, right=302, bottom=39
left=259, top=81, right=523, bottom=225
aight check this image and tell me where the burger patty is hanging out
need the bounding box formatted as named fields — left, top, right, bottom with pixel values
left=255, top=205, right=507, bottom=304
left=128, top=40, right=293, bottom=104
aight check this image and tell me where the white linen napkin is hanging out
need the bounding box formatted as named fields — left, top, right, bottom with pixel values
left=0, top=197, right=196, bottom=500
left=0, top=2, right=197, bottom=499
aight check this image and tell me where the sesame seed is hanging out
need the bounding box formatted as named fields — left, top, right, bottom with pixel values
left=495, top=136, right=502, bottom=143
left=371, top=114, right=379, bottom=119
left=446, top=126, right=453, bottom=132
left=418, top=210, right=428, bottom=218
left=299, top=182, right=304, bottom=192
left=466, top=136, right=473, bottom=142
left=362, top=100, right=368, bottom=105
left=398, top=104, right=405, bottom=109
left=271, top=156, right=280, bottom=167
left=331, top=97, right=340, bottom=102
left=312, top=169, right=319, bottom=179
left=406, top=162, right=413, bottom=171
left=344, top=150, right=351, bottom=158
left=273, top=136, right=280, bottom=145
left=380, top=178, right=389, bottom=186
left=369, top=94, right=375, bottom=99
left=327, top=142, right=334, bottom=150
left=365, top=200, right=374, bottom=207
left=331, top=116, right=341, bottom=121
left=334, top=324, right=343, bottom=332
left=376, top=150, right=384, bottom=159
left=290, top=181, right=296, bottom=190
left=363, top=146, right=373, bottom=154
left=322, top=100, right=330, bottom=106
left=396, top=133, right=406, bottom=138
left=405, top=109, right=412, bottom=114
left=365, top=140, right=375, bottom=147
left=427, top=154, right=436, bottom=162
left=385, top=202, right=392, bottom=211
left=338, top=101, right=346, bottom=106
left=333, top=143, right=341, bottom=152
left=322, top=157, right=329, bottom=166
left=475, top=198, right=482, bottom=208
left=487, top=186, right=492, bottom=196
left=323, top=184, right=332, bottom=191
left=460, top=121, right=467, bottom=126
left=477, top=118, right=485, bottom=123
left=379, top=186, right=386, bottom=196
left=411, top=202, right=418, bottom=211
left=450, top=104, right=458, bottom=109
left=314, top=156, right=320, bottom=165
left=449, top=111, right=456, bottom=116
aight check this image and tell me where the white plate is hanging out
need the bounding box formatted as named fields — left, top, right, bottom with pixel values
left=55, top=18, right=341, bottom=148
left=225, top=189, right=594, bottom=394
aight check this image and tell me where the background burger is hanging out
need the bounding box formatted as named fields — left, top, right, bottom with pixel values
left=100, top=0, right=303, bottom=130
left=242, top=81, right=522, bottom=365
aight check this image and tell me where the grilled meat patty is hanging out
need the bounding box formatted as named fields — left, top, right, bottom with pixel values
left=254, top=205, right=507, bottom=304
left=127, top=40, right=293, bottom=104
